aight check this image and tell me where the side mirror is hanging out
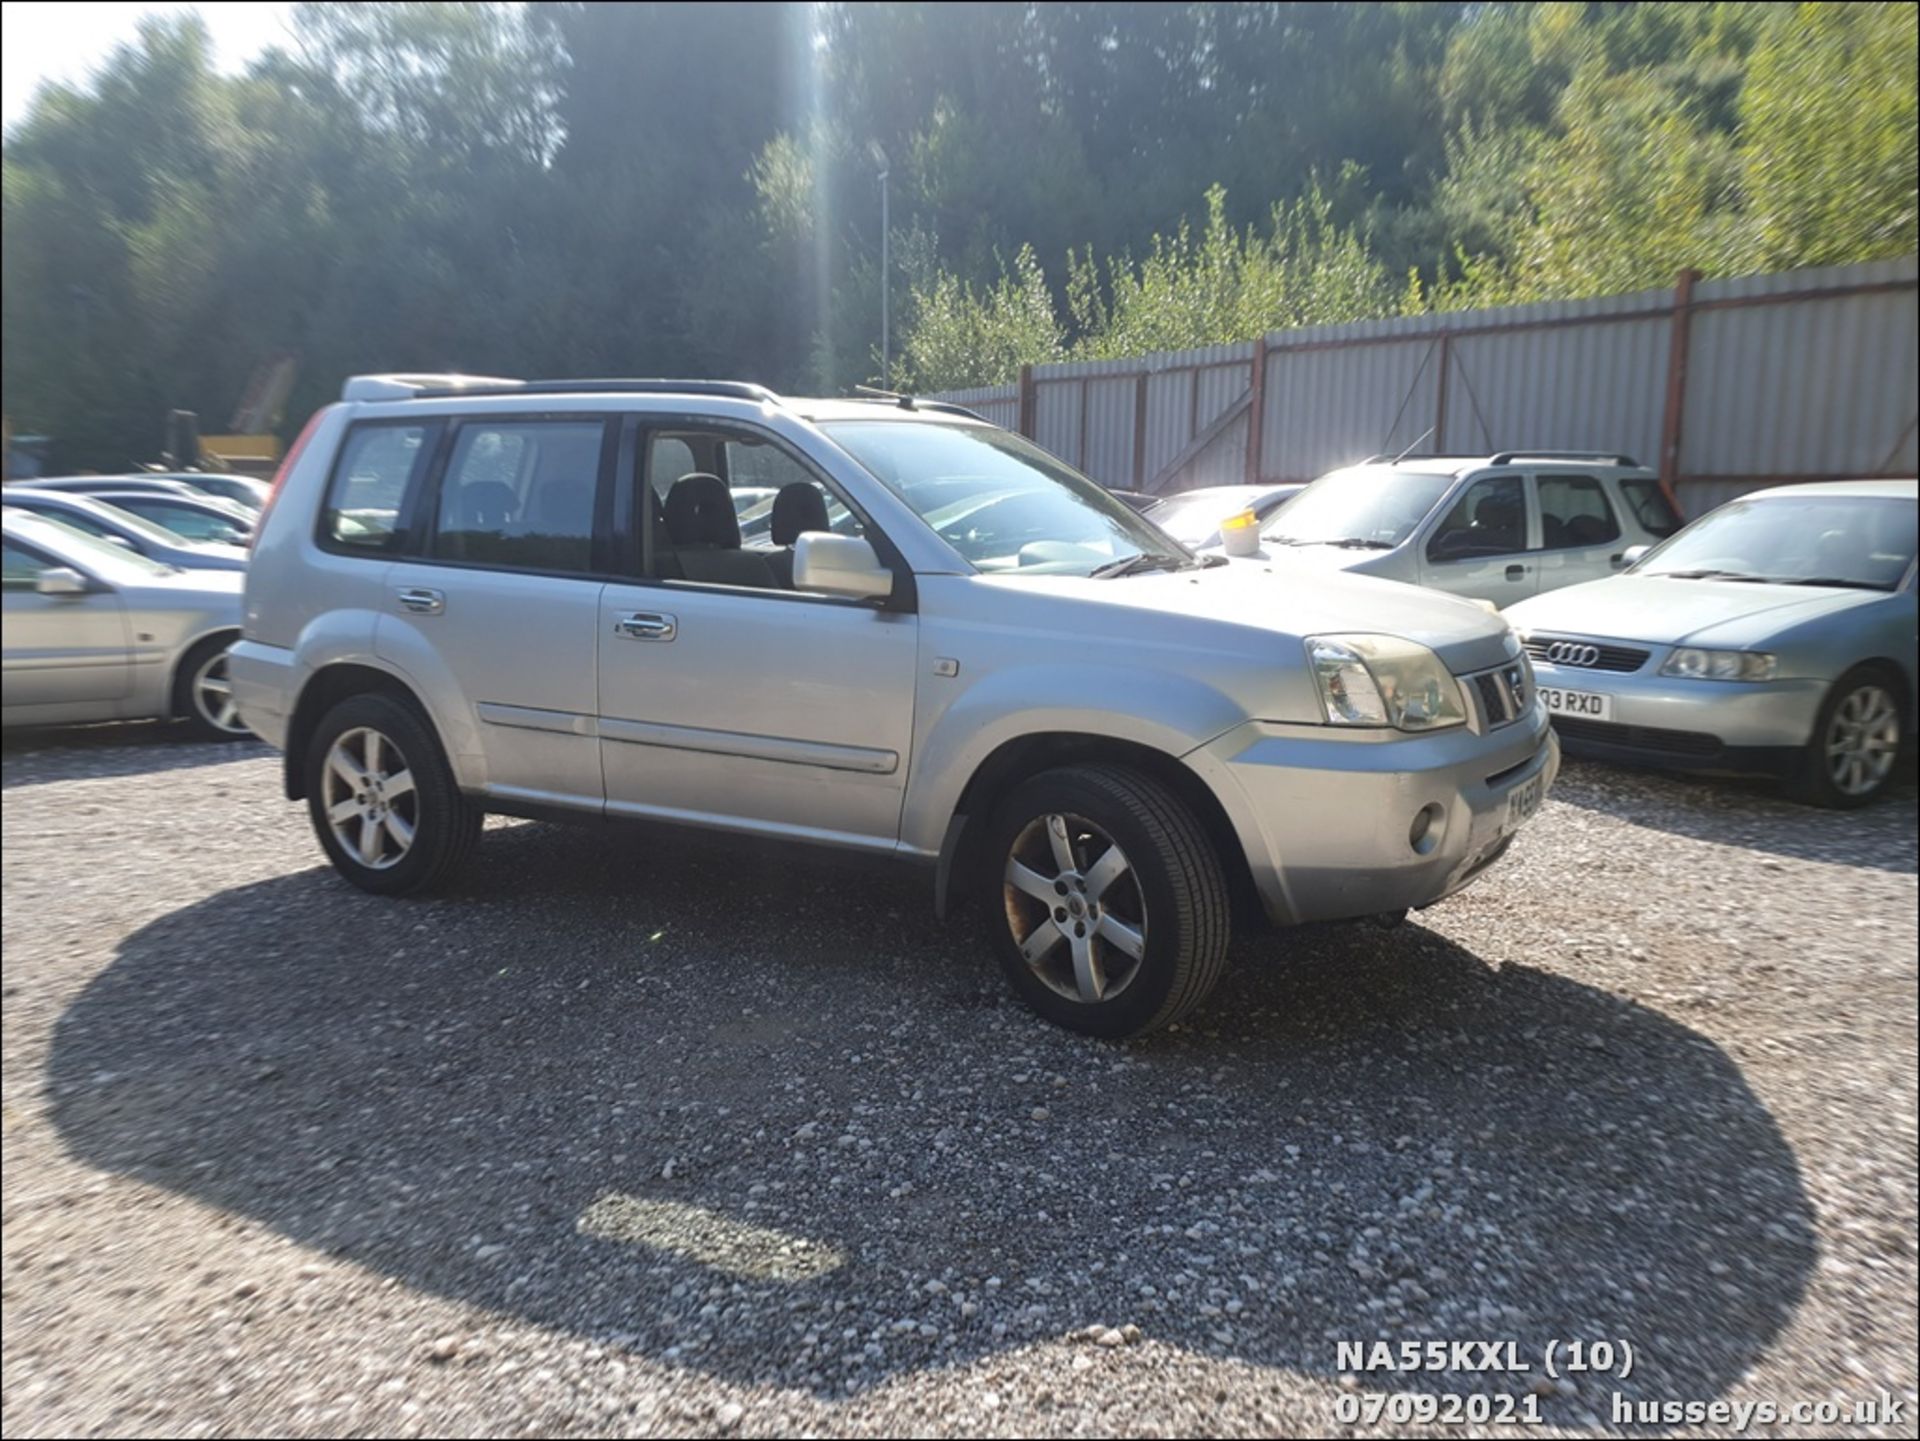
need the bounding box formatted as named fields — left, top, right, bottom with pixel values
left=793, top=533, right=894, bottom=601
left=1620, top=544, right=1651, bottom=568
left=35, top=566, right=90, bottom=596
left=1429, top=530, right=1468, bottom=560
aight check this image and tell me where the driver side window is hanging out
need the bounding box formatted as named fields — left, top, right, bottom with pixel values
left=2, top=541, right=48, bottom=590
left=1428, top=475, right=1526, bottom=561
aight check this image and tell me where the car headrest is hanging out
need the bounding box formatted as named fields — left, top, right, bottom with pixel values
left=663, top=474, right=739, bottom=549
left=456, top=480, right=518, bottom=530
left=771, top=482, right=831, bottom=546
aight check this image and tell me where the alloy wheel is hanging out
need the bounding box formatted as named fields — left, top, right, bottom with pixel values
left=191, top=650, right=248, bottom=735
left=1002, top=811, right=1149, bottom=1004
left=1825, top=684, right=1900, bottom=797
left=322, top=726, right=418, bottom=870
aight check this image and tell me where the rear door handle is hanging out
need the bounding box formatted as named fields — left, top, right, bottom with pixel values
left=1505, top=564, right=1527, bottom=581
left=396, top=587, right=444, bottom=615
left=615, top=611, right=677, bottom=642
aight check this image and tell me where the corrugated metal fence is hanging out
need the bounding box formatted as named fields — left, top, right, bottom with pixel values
left=933, top=257, right=1918, bottom=516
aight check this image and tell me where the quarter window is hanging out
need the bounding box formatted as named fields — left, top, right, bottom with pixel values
left=1619, top=477, right=1684, bottom=538
left=324, top=423, right=433, bottom=550
left=1536, top=474, right=1622, bottom=550
left=433, top=419, right=606, bottom=573
left=1428, top=475, right=1526, bottom=561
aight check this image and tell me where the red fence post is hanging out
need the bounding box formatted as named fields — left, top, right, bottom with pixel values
left=1658, top=269, right=1701, bottom=515
left=1245, top=341, right=1268, bottom=484
left=1017, top=364, right=1036, bottom=439
left=1433, top=332, right=1451, bottom=454
left=1133, top=371, right=1150, bottom=487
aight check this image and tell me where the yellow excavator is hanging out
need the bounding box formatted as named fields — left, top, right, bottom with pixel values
left=159, top=352, right=299, bottom=477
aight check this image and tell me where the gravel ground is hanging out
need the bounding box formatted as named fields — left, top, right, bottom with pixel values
left=2, top=724, right=1915, bottom=1438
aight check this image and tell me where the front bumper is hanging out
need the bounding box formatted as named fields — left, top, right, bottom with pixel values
left=1191, top=708, right=1559, bottom=926
left=1530, top=656, right=1823, bottom=776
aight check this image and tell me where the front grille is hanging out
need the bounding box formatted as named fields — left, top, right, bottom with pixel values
left=1552, top=716, right=1724, bottom=757
left=1523, top=636, right=1650, bottom=673
left=1466, top=660, right=1532, bottom=730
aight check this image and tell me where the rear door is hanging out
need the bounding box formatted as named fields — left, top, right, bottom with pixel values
left=1531, top=471, right=1628, bottom=593
left=1419, top=473, right=1539, bottom=602
left=596, top=420, right=919, bottom=848
left=1, top=539, right=130, bottom=714
left=379, top=415, right=615, bottom=809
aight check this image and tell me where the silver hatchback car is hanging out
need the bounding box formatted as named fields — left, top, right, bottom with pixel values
left=1506, top=480, right=1918, bottom=807
left=2, top=506, right=250, bottom=738
left=231, top=375, right=1559, bottom=1036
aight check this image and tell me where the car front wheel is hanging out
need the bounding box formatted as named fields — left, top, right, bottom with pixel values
left=304, top=692, right=480, bottom=894
left=986, top=764, right=1230, bottom=1037
left=1790, top=664, right=1907, bottom=808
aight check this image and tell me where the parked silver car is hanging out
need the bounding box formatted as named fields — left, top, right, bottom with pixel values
left=2, top=506, right=250, bottom=738
left=232, top=375, right=1558, bottom=1036
left=0, top=487, right=249, bottom=572
left=1248, top=452, right=1683, bottom=606
left=1506, top=480, right=1917, bottom=807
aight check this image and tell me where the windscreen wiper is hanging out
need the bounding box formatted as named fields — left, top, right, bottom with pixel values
left=1088, top=551, right=1183, bottom=579
left=1767, top=576, right=1891, bottom=591
left=1322, top=537, right=1396, bottom=550
left=1655, top=568, right=1770, bottom=582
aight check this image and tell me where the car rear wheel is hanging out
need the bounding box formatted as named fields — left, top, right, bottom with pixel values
left=986, top=764, right=1229, bottom=1037
left=305, top=692, right=480, bottom=894
left=174, top=635, right=251, bottom=741
left=1790, top=664, right=1907, bottom=809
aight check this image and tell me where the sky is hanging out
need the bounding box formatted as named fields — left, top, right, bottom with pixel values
left=2, top=1, right=294, bottom=129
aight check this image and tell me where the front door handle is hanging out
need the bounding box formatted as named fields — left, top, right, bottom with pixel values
left=615, top=611, right=677, bottom=642
left=396, top=587, right=444, bottom=615
left=1505, top=564, right=1527, bottom=581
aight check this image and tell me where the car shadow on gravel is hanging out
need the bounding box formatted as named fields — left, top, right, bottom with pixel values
left=1, top=722, right=267, bottom=789
left=1551, top=757, right=1919, bottom=874
left=49, top=818, right=1816, bottom=1418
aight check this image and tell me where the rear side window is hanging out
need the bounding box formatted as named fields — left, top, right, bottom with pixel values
left=1535, top=474, right=1621, bottom=550
left=433, top=419, right=607, bottom=573
left=324, top=423, right=434, bottom=551
left=1619, top=477, right=1684, bottom=538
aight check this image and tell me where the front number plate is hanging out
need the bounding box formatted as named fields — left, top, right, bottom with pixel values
left=1538, top=685, right=1613, bottom=721
left=1505, top=772, right=1545, bottom=830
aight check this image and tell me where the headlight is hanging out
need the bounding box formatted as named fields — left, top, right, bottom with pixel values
left=1305, top=633, right=1468, bottom=730
left=1661, top=647, right=1777, bottom=681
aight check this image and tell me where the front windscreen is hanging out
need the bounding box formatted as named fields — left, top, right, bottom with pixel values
left=1636, top=494, right=1916, bottom=590
left=1264, top=468, right=1456, bottom=548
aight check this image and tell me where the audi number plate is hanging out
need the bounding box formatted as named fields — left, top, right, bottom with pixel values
left=1538, top=685, right=1612, bottom=721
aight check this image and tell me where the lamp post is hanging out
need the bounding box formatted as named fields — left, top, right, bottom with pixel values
left=869, top=141, right=890, bottom=389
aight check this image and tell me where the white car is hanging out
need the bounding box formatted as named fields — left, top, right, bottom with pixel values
left=1248, top=452, right=1683, bottom=606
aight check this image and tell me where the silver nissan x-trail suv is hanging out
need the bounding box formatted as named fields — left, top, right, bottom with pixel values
left=232, top=375, right=1559, bottom=1036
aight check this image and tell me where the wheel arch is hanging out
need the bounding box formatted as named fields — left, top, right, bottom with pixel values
left=167, top=625, right=244, bottom=719
left=283, top=662, right=435, bottom=801
left=933, top=731, right=1259, bottom=926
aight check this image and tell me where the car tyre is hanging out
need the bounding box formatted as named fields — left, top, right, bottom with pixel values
left=305, top=692, right=480, bottom=895
left=1787, top=663, right=1908, bottom=809
left=174, top=634, right=252, bottom=741
left=985, top=764, right=1230, bottom=1037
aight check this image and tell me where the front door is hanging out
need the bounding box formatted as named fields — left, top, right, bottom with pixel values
left=1419, top=473, right=1539, bottom=604
left=0, top=540, right=130, bottom=715
left=378, top=415, right=613, bottom=808
left=596, top=424, right=918, bottom=848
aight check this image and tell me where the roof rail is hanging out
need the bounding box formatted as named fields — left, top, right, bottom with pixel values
left=342, top=375, right=782, bottom=405
left=342, top=374, right=522, bottom=402
left=849, top=385, right=986, bottom=422
left=1488, top=450, right=1642, bottom=467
